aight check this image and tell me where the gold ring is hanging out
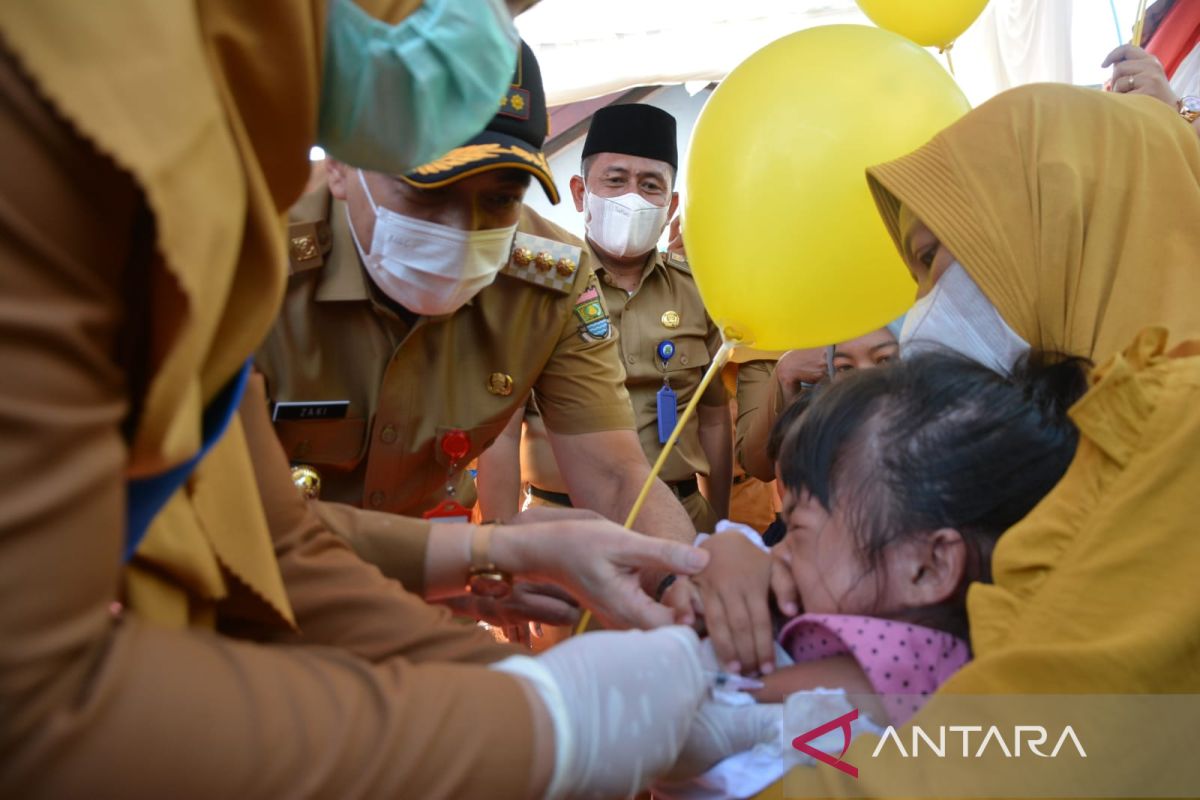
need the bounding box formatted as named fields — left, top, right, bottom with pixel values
left=1128, top=75, right=1135, bottom=90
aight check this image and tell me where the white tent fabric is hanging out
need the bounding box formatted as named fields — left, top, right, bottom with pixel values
left=516, top=0, right=867, bottom=106
left=519, top=0, right=1149, bottom=239
left=517, top=0, right=1147, bottom=107
left=962, top=0, right=1074, bottom=95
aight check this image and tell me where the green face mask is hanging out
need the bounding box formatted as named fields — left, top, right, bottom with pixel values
left=318, top=0, right=519, bottom=174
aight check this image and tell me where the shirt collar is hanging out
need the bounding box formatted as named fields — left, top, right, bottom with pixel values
left=590, top=242, right=664, bottom=293
left=315, top=196, right=373, bottom=304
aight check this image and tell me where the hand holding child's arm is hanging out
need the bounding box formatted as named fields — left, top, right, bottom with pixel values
left=769, top=546, right=802, bottom=617
left=662, top=529, right=790, bottom=675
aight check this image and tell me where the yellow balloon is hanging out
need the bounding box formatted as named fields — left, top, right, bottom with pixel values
left=683, top=25, right=969, bottom=350
left=857, top=0, right=989, bottom=49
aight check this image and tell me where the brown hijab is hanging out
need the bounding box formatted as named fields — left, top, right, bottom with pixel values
left=868, top=82, right=1200, bottom=364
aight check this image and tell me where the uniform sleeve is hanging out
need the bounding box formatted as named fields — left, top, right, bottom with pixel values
left=734, top=359, right=782, bottom=481
left=0, top=59, right=536, bottom=799
left=700, top=315, right=729, bottom=407
left=535, top=267, right=637, bottom=435
left=310, top=499, right=433, bottom=594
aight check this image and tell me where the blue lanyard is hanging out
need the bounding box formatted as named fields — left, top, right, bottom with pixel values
left=124, top=360, right=251, bottom=561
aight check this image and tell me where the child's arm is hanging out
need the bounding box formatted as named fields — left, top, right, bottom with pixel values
left=751, top=655, right=888, bottom=722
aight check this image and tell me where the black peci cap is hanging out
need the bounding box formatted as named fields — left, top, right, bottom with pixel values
left=582, top=104, right=678, bottom=170
left=402, top=41, right=559, bottom=204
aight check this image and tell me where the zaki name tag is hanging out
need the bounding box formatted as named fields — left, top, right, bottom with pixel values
left=271, top=400, right=350, bottom=422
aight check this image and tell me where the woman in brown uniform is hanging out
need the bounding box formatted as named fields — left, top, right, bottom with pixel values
left=0, top=2, right=782, bottom=797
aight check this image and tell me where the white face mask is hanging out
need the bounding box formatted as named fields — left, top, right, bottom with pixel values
left=349, top=170, right=517, bottom=316
left=899, top=261, right=1030, bottom=376
left=585, top=191, right=670, bottom=258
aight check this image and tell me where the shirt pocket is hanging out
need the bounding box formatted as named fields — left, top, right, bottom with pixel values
left=273, top=417, right=368, bottom=471
left=664, top=334, right=712, bottom=375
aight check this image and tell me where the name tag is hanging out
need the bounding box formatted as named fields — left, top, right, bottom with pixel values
left=271, top=400, right=350, bottom=422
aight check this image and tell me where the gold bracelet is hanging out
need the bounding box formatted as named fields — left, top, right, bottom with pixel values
left=466, top=524, right=512, bottom=599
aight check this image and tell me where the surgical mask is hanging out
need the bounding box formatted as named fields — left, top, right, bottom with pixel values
left=349, top=171, right=517, bottom=316
left=586, top=191, right=670, bottom=258
left=899, top=262, right=1030, bottom=376
left=319, top=0, right=519, bottom=174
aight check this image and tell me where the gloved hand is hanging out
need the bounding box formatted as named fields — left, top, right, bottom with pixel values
left=661, top=700, right=784, bottom=782
left=491, top=625, right=707, bottom=799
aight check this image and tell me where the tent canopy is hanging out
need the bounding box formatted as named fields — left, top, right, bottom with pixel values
left=517, top=0, right=1146, bottom=107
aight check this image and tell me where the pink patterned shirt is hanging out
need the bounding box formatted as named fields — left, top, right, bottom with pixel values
left=777, top=613, right=970, bottom=724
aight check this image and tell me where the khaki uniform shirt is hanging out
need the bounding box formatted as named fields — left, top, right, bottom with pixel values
left=594, top=247, right=727, bottom=484
left=256, top=192, right=634, bottom=517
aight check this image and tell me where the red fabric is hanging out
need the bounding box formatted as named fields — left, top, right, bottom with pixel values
left=1146, top=0, right=1200, bottom=78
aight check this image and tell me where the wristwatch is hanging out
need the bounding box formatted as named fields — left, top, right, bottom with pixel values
left=466, top=524, right=513, bottom=599
left=1178, top=96, right=1200, bottom=123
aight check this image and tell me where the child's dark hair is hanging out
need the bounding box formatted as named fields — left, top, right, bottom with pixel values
left=777, top=349, right=1090, bottom=640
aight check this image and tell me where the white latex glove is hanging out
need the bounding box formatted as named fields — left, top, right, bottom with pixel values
left=661, top=701, right=784, bottom=782
left=491, top=625, right=707, bottom=800
left=652, top=689, right=880, bottom=800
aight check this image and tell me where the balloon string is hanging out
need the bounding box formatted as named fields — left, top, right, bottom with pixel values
left=940, top=42, right=956, bottom=76
left=1108, top=0, right=1124, bottom=48
left=1131, top=0, right=1148, bottom=46
left=572, top=338, right=739, bottom=636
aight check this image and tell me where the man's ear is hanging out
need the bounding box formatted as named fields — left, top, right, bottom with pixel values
left=899, top=528, right=966, bottom=608
left=569, top=175, right=587, bottom=213
left=326, top=159, right=351, bottom=201
left=668, top=191, right=680, bottom=220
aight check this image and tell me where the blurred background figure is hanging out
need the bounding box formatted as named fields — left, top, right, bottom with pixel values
left=736, top=322, right=901, bottom=486
left=722, top=363, right=779, bottom=535
left=828, top=324, right=900, bottom=378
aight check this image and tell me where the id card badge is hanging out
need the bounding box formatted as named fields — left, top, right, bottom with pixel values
left=422, top=498, right=472, bottom=524
left=657, top=382, right=678, bottom=444
left=425, top=428, right=473, bottom=522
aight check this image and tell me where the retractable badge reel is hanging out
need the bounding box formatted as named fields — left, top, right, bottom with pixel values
left=656, top=340, right=678, bottom=444
left=423, top=429, right=473, bottom=522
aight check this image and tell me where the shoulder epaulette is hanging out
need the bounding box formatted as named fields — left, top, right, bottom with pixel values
left=664, top=250, right=692, bottom=274
left=287, top=218, right=331, bottom=275
left=499, top=230, right=584, bottom=294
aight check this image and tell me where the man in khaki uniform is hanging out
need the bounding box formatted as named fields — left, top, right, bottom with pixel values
left=256, top=44, right=696, bottom=550
left=509, top=104, right=732, bottom=534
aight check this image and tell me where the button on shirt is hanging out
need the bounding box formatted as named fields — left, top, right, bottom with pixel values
left=594, top=246, right=726, bottom=483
